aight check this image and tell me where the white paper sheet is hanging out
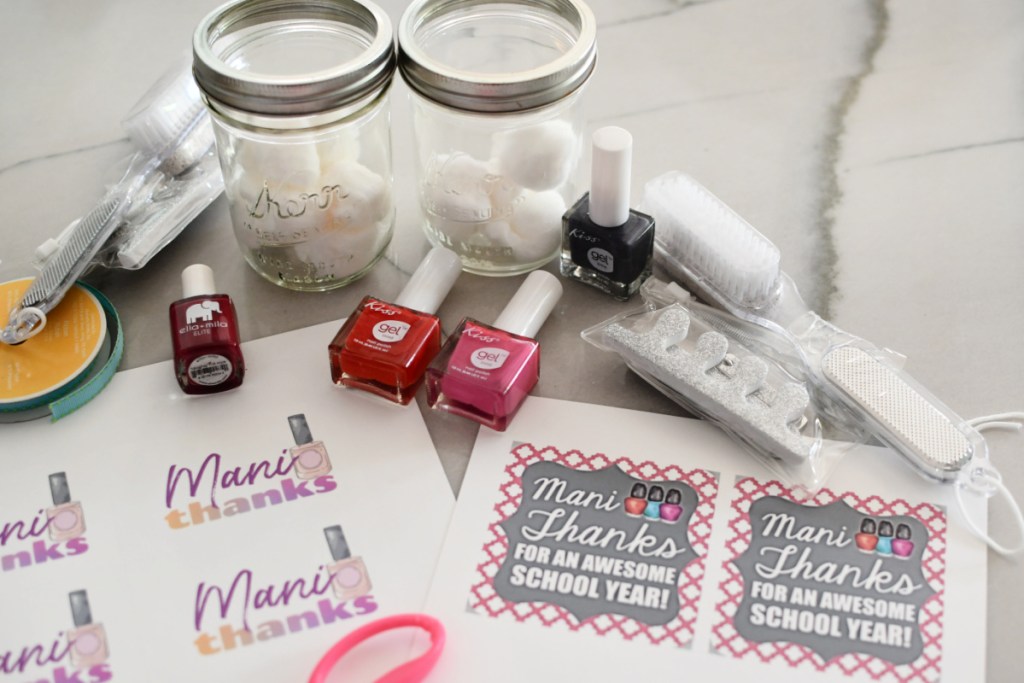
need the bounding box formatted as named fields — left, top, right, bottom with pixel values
left=0, top=320, right=454, bottom=683
left=424, top=397, right=986, bottom=682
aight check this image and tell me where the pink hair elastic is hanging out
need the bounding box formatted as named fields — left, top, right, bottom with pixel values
left=308, top=613, right=445, bottom=683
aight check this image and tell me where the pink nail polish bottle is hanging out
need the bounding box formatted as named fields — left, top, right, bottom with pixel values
left=67, top=590, right=108, bottom=669
left=328, top=247, right=462, bottom=405
left=425, top=271, right=562, bottom=431
left=169, top=264, right=244, bottom=394
left=660, top=488, right=683, bottom=523
left=46, top=472, right=85, bottom=541
left=892, top=523, right=914, bottom=558
left=324, top=525, right=372, bottom=601
left=288, top=414, right=332, bottom=480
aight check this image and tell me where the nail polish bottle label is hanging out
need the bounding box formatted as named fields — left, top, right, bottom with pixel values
left=329, top=296, right=442, bottom=405
left=426, top=319, right=540, bottom=431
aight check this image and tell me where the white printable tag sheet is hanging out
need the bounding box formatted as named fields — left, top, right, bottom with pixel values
left=0, top=320, right=454, bottom=683
left=423, top=397, right=987, bottom=682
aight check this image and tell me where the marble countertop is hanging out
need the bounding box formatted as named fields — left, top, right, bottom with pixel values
left=2, top=0, right=1021, bottom=678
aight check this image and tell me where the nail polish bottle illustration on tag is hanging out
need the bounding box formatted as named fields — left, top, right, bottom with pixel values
left=169, top=264, right=244, bottom=394
left=624, top=483, right=647, bottom=517
left=329, top=247, right=462, bottom=405
left=643, top=485, right=664, bottom=521
left=660, top=488, right=683, bottom=523
left=426, top=270, right=562, bottom=431
left=324, top=525, right=372, bottom=601
left=855, top=518, right=879, bottom=552
left=289, top=414, right=331, bottom=480
left=560, top=126, right=655, bottom=300
left=46, top=472, right=85, bottom=541
left=876, top=520, right=894, bottom=556
left=67, top=590, right=108, bottom=669
left=892, top=523, right=914, bottom=558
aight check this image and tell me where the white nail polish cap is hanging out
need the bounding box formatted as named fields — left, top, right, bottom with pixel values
left=182, top=263, right=217, bottom=298
left=589, top=126, right=633, bottom=228
left=394, top=246, right=463, bottom=314
left=493, top=271, right=563, bottom=338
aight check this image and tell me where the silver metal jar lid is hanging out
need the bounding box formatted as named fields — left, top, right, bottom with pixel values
left=193, top=0, right=396, bottom=116
left=397, top=0, right=597, bottom=113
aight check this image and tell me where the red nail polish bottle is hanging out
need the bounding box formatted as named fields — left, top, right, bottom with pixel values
left=329, top=247, right=462, bottom=405
left=624, top=483, right=647, bottom=516
left=169, top=264, right=244, bottom=394
left=855, top=518, right=878, bottom=552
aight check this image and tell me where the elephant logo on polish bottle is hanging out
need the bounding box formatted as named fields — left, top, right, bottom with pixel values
left=186, top=300, right=222, bottom=324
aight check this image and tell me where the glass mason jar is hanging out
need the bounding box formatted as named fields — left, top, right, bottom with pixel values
left=398, top=0, right=597, bottom=276
left=193, top=0, right=397, bottom=291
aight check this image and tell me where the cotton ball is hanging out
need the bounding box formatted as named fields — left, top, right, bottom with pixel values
left=482, top=220, right=518, bottom=248
left=316, top=129, right=362, bottom=172
left=228, top=139, right=326, bottom=243
left=509, top=190, right=566, bottom=263
left=232, top=138, right=321, bottom=189
left=491, top=120, right=578, bottom=192
left=483, top=161, right=523, bottom=216
left=422, top=152, right=492, bottom=243
left=292, top=219, right=390, bottom=280
left=322, top=160, right=391, bottom=232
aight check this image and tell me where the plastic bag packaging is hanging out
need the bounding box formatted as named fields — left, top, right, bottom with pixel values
left=33, top=57, right=224, bottom=273
left=582, top=277, right=869, bottom=495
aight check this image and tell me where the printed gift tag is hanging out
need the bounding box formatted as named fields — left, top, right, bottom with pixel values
left=712, top=476, right=946, bottom=681
left=468, top=442, right=719, bottom=647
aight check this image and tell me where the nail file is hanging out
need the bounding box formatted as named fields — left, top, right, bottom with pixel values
left=644, top=171, right=985, bottom=480
left=17, top=197, right=124, bottom=313
left=821, top=345, right=974, bottom=478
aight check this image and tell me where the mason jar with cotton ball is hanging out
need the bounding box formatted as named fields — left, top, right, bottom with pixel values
left=397, top=0, right=597, bottom=275
left=193, top=0, right=396, bottom=291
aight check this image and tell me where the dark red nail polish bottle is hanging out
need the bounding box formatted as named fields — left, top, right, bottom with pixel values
left=169, top=264, right=245, bottom=394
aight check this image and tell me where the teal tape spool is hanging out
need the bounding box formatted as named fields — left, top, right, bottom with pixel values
left=0, top=282, right=123, bottom=422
